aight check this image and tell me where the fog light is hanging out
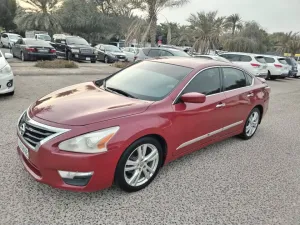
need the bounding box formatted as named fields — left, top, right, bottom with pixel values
left=7, top=80, right=13, bottom=88
left=58, top=171, right=93, bottom=186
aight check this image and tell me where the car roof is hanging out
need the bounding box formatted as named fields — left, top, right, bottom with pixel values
left=149, top=57, right=231, bottom=69
left=220, top=52, right=264, bottom=56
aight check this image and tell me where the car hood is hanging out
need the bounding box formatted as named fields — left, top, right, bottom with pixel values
left=29, top=82, right=152, bottom=126
left=108, top=51, right=126, bottom=56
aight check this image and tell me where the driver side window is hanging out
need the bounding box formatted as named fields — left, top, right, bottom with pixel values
left=181, top=68, right=221, bottom=96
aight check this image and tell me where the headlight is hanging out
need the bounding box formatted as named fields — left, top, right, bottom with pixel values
left=71, top=49, right=80, bottom=53
left=58, top=126, right=119, bottom=153
left=0, top=64, right=12, bottom=74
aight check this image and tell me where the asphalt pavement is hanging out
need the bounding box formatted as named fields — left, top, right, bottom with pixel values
left=1, top=73, right=300, bottom=225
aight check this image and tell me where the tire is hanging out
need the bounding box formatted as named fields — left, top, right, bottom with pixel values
left=115, top=137, right=163, bottom=192
left=91, top=60, right=96, bottom=63
left=239, top=107, right=261, bottom=140
left=8, top=91, right=14, bottom=96
left=21, top=52, right=26, bottom=61
left=104, top=56, right=109, bottom=63
left=67, top=51, right=72, bottom=61
left=266, top=71, right=271, bottom=80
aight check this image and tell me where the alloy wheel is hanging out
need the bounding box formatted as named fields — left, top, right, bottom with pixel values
left=21, top=52, right=25, bottom=61
left=104, top=56, right=108, bottom=63
left=246, top=111, right=259, bottom=137
left=124, top=143, right=159, bottom=187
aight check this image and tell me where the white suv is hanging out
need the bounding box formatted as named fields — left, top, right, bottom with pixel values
left=263, top=55, right=290, bottom=80
left=219, top=52, right=268, bottom=78
left=0, top=49, right=14, bottom=95
left=0, top=33, right=22, bottom=49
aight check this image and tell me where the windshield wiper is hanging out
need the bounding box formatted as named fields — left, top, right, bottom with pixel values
left=106, top=86, right=137, bottom=99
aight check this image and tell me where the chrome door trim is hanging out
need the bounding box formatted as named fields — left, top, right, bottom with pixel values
left=172, top=65, right=254, bottom=105
left=176, top=120, right=243, bottom=150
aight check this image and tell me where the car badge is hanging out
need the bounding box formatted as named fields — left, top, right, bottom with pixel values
left=20, top=123, right=26, bottom=135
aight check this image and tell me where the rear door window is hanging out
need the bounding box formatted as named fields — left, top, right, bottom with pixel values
left=255, top=56, right=267, bottom=63
left=278, top=58, right=287, bottom=64
left=222, top=67, right=247, bottom=91
left=226, top=54, right=241, bottom=62
left=160, top=50, right=174, bottom=56
left=240, top=55, right=252, bottom=62
left=265, top=57, right=275, bottom=63
left=148, top=49, right=160, bottom=57
left=142, top=48, right=151, bottom=55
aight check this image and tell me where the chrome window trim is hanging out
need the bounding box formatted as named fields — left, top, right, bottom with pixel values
left=17, top=109, right=70, bottom=151
left=172, top=66, right=254, bottom=105
left=176, top=120, right=243, bottom=150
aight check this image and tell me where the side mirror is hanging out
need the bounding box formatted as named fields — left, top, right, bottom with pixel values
left=4, top=53, right=13, bottom=59
left=181, top=92, right=206, bottom=103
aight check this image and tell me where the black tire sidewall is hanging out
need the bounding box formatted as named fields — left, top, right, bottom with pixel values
left=115, top=137, right=163, bottom=192
left=241, top=108, right=261, bottom=140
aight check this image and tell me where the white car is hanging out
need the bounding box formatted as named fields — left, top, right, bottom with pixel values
left=263, top=55, right=290, bottom=80
left=0, top=50, right=14, bottom=95
left=219, top=52, right=268, bottom=78
left=297, top=63, right=300, bottom=77
left=122, top=47, right=139, bottom=62
left=0, top=33, right=22, bottom=49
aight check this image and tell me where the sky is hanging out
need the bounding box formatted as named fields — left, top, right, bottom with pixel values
left=158, top=0, right=300, bottom=33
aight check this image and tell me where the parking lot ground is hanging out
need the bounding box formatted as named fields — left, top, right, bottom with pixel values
left=1, top=76, right=300, bottom=225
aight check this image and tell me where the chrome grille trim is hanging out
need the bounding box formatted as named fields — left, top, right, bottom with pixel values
left=80, top=48, right=93, bottom=54
left=17, top=110, right=70, bottom=151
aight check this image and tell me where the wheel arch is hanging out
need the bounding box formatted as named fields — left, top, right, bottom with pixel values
left=254, top=104, right=263, bottom=124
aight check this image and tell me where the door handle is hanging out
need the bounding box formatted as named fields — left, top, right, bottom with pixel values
left=216, top=103, right=226, bottom=108
left=247, top=93, right=254, bottom=97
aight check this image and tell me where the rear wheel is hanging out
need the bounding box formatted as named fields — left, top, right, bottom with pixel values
left=239, top=107, right=261, bottom=140
left=115, top=137, right=163, bottom=192
left=266, top=71, right=271, bottom=80
left=21, top=52, right=26, bottom=61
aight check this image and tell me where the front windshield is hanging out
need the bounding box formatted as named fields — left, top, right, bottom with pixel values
left=105, top=45, right=122, bottom=52
left=66, top=37, right=89, bottom=45
left=38, top=34, right=51, bottom=41
left=8, top=34, right=21, bottom=40
left=105, top=61, right=192, bottom=101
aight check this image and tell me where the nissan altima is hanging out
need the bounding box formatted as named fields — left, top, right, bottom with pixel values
left=17, top=57, right=270, bottom=192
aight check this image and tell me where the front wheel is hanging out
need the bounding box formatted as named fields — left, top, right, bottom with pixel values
left=104, top=56, right=109, bottom=63
left=115, top=137, right=163, bottom=192
left=21, top=52, right=26, bottom=61
left=239, top=108, right=261, bottom=140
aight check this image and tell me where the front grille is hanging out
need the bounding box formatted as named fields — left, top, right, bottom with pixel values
left=80, top=48, right=93, bottom=54
left=18, top=112, right=56, bottom=149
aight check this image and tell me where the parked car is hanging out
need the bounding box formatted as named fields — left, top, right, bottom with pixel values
left=0, top=33, right=22, bottom=49
left=134, top=47, right=190, bottom=62
left=25, top=31, right=50, bottom=41
left=51, top=36, right=96, bottom=63
left=263, top=55, right=290, bottom=80
left=109, top=41, right=125, bottom=49
left=219, top=52, right=268, bottom=78
left=11, top=38, right=57, bottom=61
left=285, top=57, right=298, bottom=77
left=94, top=44, right=128, bottom=63
left=16, top=57, right=270, bottom=192
left=122, top=47, right=139, bottom=62
left=193, top=54, right=232, bottom=63
left=0, top=50, right=14, bottom=95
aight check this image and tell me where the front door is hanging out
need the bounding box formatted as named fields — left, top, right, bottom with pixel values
left=172, top=67, right=227, bottom=156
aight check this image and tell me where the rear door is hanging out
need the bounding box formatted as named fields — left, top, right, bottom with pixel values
left=220, top=67, right=256, bottom=136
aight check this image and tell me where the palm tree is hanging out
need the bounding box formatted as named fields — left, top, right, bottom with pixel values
left=225, top=13, right=243, bottom=35
left=187, top=11, right=225, bottom=54
left=274, top=31, right=299, bottom=55
left=129, top=0, right=190, bottom=46
left=15, top=0, right=62, bottom=33
left=286, top=39, right=300, bottom=56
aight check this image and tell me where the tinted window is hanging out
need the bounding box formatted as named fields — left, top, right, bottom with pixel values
left=16, top=39, right=22, bottom=44
left=105, top=61, right=192, bottom=101
left=148, top=49, right=160, bottom=57
left=104, top=45, right=121, bottom=52
left=255, top=56, right=266, bottom=63
left=66, top=37, right=89, bottom=45
left=170, top=49, right=190, bottom=57
left=220, top=54, right=229, bottom=59
left=265, top=57, right=275, bottom=63
left=245, top=72, right=253, bottom=86
left=240, top=55, right=252, bottom=62
left=24, top=39, right=51, bottom=46
left=160, top=50, right=173, bottom=56
left=278, top=58, right=287, bottom=64
left=222, top=67, right=247, bottom=91
left=142, top=48, right=151, bottom=55
left=224, top=54, right=241, bottom=62
left=182, top=68, right=221, bottom=96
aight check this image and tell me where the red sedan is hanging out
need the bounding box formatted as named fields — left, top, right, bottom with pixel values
left=17, top=57, right=270, bottom=192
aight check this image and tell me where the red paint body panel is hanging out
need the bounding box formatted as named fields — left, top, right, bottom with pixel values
left=17, top=58, right=270, bottom=192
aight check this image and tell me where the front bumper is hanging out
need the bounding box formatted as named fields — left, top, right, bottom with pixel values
left=17, top=132, right=119, bottom=192
left=72, top=53, right=96, bottom=61
left=0, top=72, right=14, bottom=94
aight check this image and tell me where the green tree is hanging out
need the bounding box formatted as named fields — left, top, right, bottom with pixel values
left=15, top=0, right=62, bottom=33
left=0, top=0, right=17, bottom=31
left=225, top=13, right=243, bottom=36
left=129, top=0, right=190, bottom=47
left=187, top=11, right=225, bottom=54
